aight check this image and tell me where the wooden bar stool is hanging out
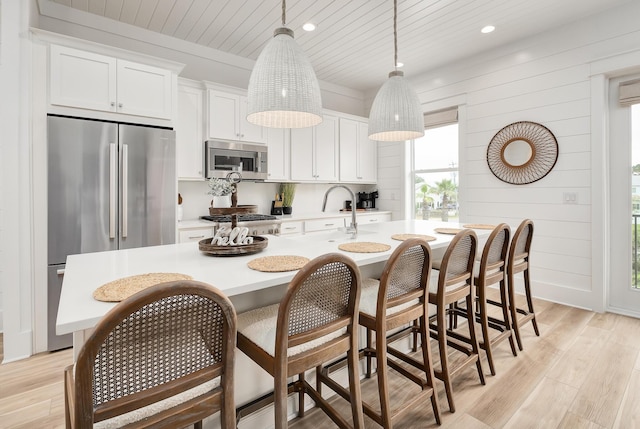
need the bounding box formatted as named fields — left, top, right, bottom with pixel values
left=236, top=253, right=364, bottom=429
left=428, top=229, right=485, bottom=413
left=321, top=238, right=441, bottom=428
left=64, top=280, right=237, bottom=429
left=508, top=219, right=540, bottom=350
left=451, top=223, right=517, bottom=376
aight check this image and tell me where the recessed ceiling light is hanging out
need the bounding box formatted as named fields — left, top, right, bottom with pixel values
left=481, top=25, right=495, bottom=34
left=396, top=62, right=404, bottom=68
left=303, top=22, right=316, bottom=31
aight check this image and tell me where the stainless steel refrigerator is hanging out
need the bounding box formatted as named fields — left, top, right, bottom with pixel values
left=47, top=115, right=176, bottom=351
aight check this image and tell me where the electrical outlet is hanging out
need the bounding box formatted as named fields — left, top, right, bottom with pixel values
left=563, top=192, right=578, bottom=204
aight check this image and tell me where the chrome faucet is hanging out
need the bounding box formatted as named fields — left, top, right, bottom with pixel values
left=322, top=185, right=357, bottom=238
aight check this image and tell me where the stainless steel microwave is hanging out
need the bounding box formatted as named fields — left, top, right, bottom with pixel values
left=205, top=140, right=268, bottom=181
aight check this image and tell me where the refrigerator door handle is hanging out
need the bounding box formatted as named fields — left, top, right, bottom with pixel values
left=109, top=143, right=117, bottom=239
left=122, top=144, right=128, bottom=238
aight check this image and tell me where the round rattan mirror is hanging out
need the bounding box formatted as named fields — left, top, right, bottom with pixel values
left=487, top=121, right=558, bottom=185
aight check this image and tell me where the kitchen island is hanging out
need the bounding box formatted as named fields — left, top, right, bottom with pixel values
left=57, top=220, right=490, bottom=428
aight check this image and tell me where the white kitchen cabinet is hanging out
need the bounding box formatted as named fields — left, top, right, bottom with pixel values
left=178, top=227, right=214, bottom=243
left=339, top=118, right=377, bottom=183
left=50, top=45, right=173, bottom=119
left=279, top=220, right=303, bottom=235
left=304, top=217, right=344, bottom=233
left=290, top=114, right=338, bottom=182
left=357, top=212, right=391, bottom=224
left=176, top=81, right=204, bottom=180
left=266, top=128, right=290, bottom=181
left=206, top=90, right=266, bottom=143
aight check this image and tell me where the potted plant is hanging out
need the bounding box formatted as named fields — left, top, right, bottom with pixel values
left=279, top=183, right=296, bottom=215
left=207, top=178, right=234, bottom=209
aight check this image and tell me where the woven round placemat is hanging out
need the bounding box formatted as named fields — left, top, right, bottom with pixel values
left=338, top=242, right=391, bottom=253
left=462, top=223, right=496, bottom=230
left=93, top=273, right=193, bottom=302
left=247, top=255, right=310, bottom=272
left=391, top=233, right=436, bottom=242
left=434, top=227, right=464, bottom=235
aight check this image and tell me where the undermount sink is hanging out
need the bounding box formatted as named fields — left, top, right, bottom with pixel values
left=320, top=229, right=377, bottom=243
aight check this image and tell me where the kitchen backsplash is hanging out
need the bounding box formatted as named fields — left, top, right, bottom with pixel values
left=178, top=181, right=375, bottom=220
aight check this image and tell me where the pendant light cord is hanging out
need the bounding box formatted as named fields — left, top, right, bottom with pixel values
left=282, top=0, right=286, bottom=26
left=394, top=0, right=398, bottom=71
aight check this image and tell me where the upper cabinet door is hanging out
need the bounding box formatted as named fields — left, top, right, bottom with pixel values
left=338, top=117, right=377, bottom=183
left=50, top=45, right=117, bottom=112
left=266, top=128, right=290, bottom=181
left=116, top=60, right=172, bottom=119
left=339, top=118, right=359, bottom=182
left=176, top=83, right=204, bottom=180
left=207, top=90, right=239, bottom=140
left=290, top=127, right=315, bottom=181
left=239, top=96, right=266, bottom=143
left=314, top=114, right=338, bottom=182
left=357, top=121, right=377, bottom=183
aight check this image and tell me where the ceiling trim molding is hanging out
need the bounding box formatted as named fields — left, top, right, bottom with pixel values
left=36, top=0, right=256, bottom=70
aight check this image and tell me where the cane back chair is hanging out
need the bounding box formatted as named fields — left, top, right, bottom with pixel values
left=64, top=280, right=237, bottom=429
left=428, top=229, right=485, bottom=413
left=321, top=238, right=441, bottom=428
left=236, top=253, right=364, bottom=429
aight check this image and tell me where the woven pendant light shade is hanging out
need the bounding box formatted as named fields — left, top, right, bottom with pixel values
left=247, top=27, right=323, bottom=129
left=368, top=0, right=424, bottom=142
left=368, top=70, right=424, bottom=141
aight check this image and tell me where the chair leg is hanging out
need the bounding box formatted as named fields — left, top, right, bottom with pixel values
left=194, top=421, right=203, bottom=429
left=366, top=327, right=373, bottom=378
left=524, top=268, right=540, bottom=336
left=477, top=284, right=495, bottom=376
left=375, top=329, right=393, bottom=428
left=347, top=338, right=365, bottom=429
left=411, top=319, right=419, bottom=353
left=466, top=294, right=485, bottom=385
left=437, top=305, right=456, bottom=413
left=420, top=315, right=441, bottom=425
left=298, top=372, right=306, bottom=418
left=508, top=272, right=524, bottom=351
left=499, top=278, right=518, bottom=357
left=275, top=372, right=289, bottom=429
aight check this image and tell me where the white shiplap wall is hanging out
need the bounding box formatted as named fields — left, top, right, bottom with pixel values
left=376, top=1, right=640, bottom=311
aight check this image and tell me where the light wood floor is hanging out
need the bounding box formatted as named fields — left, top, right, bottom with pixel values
left=1, top=294, right=640, bottom=429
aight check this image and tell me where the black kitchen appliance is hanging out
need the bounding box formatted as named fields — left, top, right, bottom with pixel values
left=356, top=190, right=378, bottom=210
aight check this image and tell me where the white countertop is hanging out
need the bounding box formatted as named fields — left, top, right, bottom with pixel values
left=58, top=220, right=487, bottom=335
left=177, top=210, right=392, bottom=229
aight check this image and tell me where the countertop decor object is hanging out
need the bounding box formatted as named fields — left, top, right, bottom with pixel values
left=338, top=242, right=391, bottom=253
left=391, top=233, right=436, bottom=241
left=434, top=227, right=464, bottom=235
left=246, top=0, right=322, bottom=128
left=486, top=121, right=558, bottom=185
left=199, top=236, right=268, bottom=257
left=247, top=255, right=310, bottom=272
left=93, top=272, right=193, bottom=302
left=368, top=0, right=424, bottom=142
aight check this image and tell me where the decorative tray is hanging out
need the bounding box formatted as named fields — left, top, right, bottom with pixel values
left=209, top=205, right=257, bottom=216
left=198, top=236, right=268, bottom=256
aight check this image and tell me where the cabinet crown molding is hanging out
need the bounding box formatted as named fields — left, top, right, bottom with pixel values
left=31, top=28, right=185, bottom=74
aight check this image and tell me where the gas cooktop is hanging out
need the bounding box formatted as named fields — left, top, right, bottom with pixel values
left=200, top=214, right=277, bottom=223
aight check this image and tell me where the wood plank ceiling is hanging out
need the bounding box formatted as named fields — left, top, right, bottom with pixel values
left=50, top=0, right=633, bottom=92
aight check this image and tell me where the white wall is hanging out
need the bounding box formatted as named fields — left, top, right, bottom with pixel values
left=377, top=1, right=640, bottom=312
left=1, top=0, right=36, bottom=361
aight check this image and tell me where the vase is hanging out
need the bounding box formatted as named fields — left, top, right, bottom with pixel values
left=212, top=195, right=232, bottom=208
left=283, top=206, right=293, bottom=215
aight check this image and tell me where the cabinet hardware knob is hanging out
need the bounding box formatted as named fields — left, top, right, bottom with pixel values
left=110, top=102, right=115, bottom=107
left=118, top=103, right=123, bottom=108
